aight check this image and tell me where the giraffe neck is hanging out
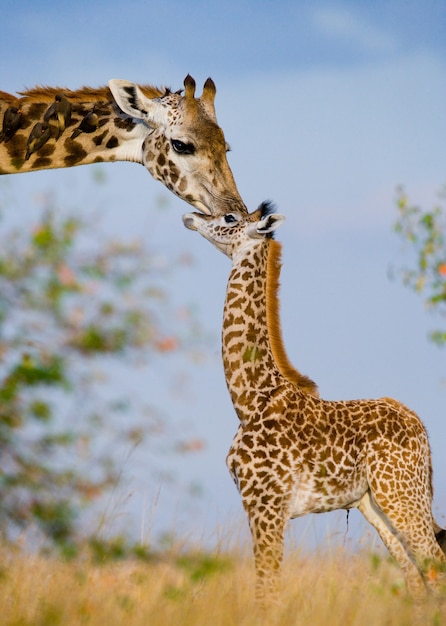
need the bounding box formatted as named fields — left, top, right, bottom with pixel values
left=222, top=239, right=318, bottom=423
left=0, top=85, right=162, bottom=174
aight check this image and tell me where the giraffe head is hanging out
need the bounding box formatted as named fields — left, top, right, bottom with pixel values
left=109, top=75, right=247, bottom=216
left=183, top=201, right=285, bottom=258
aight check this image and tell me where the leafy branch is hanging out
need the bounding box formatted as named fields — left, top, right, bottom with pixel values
left=0, top=194, right=204, bottom=551
left=394, top=185, right=446, bottom=346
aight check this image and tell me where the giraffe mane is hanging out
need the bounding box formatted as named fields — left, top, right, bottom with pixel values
left=2, top=84, right=165, bottom=104
left=266, top=240, right=319, bottom=396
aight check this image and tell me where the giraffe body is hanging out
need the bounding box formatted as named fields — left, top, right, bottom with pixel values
left=0, top=76, right=246, bottom=216
left=183, top=204, right=446, bottom=603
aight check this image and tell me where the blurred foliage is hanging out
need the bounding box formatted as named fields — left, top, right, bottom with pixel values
left=394, top=185, right=446, bottom=346
left=0, top=190, right=203, bottom=551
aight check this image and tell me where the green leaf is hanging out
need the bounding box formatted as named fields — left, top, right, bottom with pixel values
left=30, top=400, right=52, bottom=421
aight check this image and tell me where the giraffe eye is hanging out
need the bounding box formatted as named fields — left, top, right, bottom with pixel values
left=171, top=139, right=195, bottom=155
left=224, top=214, right=237, bottom=224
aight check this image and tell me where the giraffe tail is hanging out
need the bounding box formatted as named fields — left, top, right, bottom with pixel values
left=434, top=520, right=446, bottom=555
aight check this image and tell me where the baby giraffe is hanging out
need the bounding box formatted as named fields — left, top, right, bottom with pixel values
left=183, top=202, right=446, bottom=605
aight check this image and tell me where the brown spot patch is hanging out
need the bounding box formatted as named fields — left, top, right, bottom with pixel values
left=5, top=133, right=27, bottom=160
left=33, top=156, right=53, bottom=169
left=93, top=131, right=107, bottom=146
left=35, top=143, right=56, bottom=158
left=27, top=102, right=47, bottom=119
left=106, top=136, right=118, bottom=149
left=19, top=115, right=33, bottom=132
left=64, top=140, right=87, bottom=166
left=114, top=117, right=135, bottom=131
left=168, top=160, right=179, bottom=183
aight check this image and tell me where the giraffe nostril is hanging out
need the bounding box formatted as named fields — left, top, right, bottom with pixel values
left=182, top=214, right=197, bottom=230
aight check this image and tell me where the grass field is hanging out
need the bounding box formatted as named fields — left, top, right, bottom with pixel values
left=1, top=539, right=445, bottom=626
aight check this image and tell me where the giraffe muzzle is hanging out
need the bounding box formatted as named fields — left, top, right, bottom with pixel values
left=182, top=213, right=198, bottom=231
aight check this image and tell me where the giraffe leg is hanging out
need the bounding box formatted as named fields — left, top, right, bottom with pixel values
left=363, top=413, right=446, bottom=596
left=370, top=492, right=446, bottom=592
left=245, top=503, right=286, bottom=607
left=357, top=490, right=428, bottom=598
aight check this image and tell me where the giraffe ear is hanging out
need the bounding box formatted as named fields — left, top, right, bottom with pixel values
left=108, top=79, right=164, bottom=127
left=256, top=214, right=286, bottom=235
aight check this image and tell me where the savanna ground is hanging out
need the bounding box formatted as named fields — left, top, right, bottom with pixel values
left=1, top=537, right=445, bottom=626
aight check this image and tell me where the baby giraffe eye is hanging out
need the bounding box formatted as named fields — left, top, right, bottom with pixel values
left=224, top=214, right=237, bottom=224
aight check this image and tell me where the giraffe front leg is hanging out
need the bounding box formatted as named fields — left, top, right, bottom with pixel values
left=245, top=501, right=286, bottom=607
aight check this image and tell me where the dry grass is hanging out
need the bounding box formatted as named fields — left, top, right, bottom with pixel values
left=1, top=542, right=445, bottom=626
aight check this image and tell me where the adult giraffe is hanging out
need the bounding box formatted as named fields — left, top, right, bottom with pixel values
left=0, top=75, right=247, bottom=216
left=183, top=202, right=446, bottom=606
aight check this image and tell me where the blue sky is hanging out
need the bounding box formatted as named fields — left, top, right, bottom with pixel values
left=2, top=1, right=445, bottom=89
left=1, top=1, right=446, bottom=550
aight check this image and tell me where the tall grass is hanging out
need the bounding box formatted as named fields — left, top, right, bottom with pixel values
left=1, top=540, right=444, bottom=625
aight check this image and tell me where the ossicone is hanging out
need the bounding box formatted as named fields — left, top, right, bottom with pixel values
left=184, top=74, right=196, bottom=99
left=202, top=77, right=216, bottom=104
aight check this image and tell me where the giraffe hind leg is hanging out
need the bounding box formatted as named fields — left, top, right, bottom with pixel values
left=357, top=490, right=427, bottom=599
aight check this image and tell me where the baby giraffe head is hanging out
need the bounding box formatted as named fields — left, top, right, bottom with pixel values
left=183, top=201, right=286, bottom=259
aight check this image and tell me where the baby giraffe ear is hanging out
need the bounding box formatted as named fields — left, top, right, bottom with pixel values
left=256, top=214, right=286, bottom=235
